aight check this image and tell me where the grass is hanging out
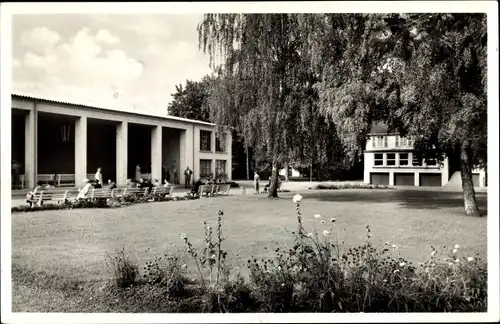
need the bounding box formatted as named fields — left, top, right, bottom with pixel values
left=11, top=188, right=488, bottom=311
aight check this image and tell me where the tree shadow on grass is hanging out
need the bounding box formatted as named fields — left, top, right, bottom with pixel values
left=301, top=189, right=488, bottom=216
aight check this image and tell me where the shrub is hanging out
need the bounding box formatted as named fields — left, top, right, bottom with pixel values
left=142, top=253, right=190, bottom=297
left=316, top=182, right=390, bottom=190
left=105, top=247, right=140, bottom=288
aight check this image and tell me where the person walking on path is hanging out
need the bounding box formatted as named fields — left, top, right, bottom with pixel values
left=184, top=166, right=193, bottom=189
left=135, top=164, right=141, bottom=182
left=95, top=167, right=103, bottom=187
left=253, top=171, right=260, bottom=194
left=172, top=163, right=179, bottom=185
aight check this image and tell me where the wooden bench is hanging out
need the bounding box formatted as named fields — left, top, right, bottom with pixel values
left=149, top=186, right=175, bottom=201
left=37, top=174, right=55, bottom=184
left=27, top=188, right=71, bottom=206
left=217, top=184, right=231, bottom=195
left=198, top=185, right=216, bottom=197
left=121, top=187, right=148, bottom=198
left=89, top=188, right=116, bottom=200
left=140, top=173, right=151, bottom=180
left=57, top=174, right=75, bottom=187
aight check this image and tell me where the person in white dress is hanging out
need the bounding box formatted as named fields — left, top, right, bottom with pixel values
left=95, top=167, right=103, bottom=187
left=77, top=179, right=92, bottom=200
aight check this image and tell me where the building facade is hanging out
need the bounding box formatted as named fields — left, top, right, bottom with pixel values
left=11, top=93, right=232, bottom=189
left=363, top=123, right=486, bottom=187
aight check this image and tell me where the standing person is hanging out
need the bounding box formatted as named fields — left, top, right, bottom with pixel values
left=171, top=163, right=178, bottom=185
left=254, top=171, right=260, bottom=194
left=165, top=166, right=171, bottom=183
left=135, top=164, right=141, bottom=182
left=12, top=160, right=21, bottom=189
left=95, top=167, right=103, bottom=187
left=184, top=166, right=193, bottom=189
left=162, top=165, right=167, bottom=184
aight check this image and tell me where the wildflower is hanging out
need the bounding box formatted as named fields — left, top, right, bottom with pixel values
left=330, top=218, right=336, bottom=223
left=322, top=230, right=331, bottom=237
left=181, top=264, right=187, bottom=269
left=467, top=257, right=474, bottom=262
left=384, top=241, right=390, bottom=246
left=453, top=248, right=458, bottom=254
left=281, top=283, right=285, bottom=287
left=399, top=262, right=406, bottom=267
left=180, top=233, right=187, bottom=239
left=293, top=194, right=303, bottom=203
left=455, top=258, right=460, bottom=263
left=431, top=250, right=436, bottom=257
left=392, top=244, right=397, bottom=249
left=448, top=262, right=453, bottom=266
left=321, top=220, right=325, bottom=224
left=393, top=269, right=400, bottom=273
left=211, top=254, right=217, bottom=259
left=454, top=244, right=460, bottom=249
left=314, top=213, right=322, bottom=219
left=307, top=233, right=313, bottom=238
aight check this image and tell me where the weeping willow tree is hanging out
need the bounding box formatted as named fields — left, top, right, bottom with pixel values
left=198, top=14, right=344, bottom=197
left=304, top=13, right=487, bottom=216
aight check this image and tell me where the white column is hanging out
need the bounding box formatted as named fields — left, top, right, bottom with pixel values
left=441, top=157, right=449, bottom=186
left=226, top=129, right=232, bottom=182
left=179, top=130, right=187, bottom=185
left=151, top=125, right=162, bottom=182
left=116, top=121, right=128, bottom=186
left=24, top=110, right=37, bottom=188
left=389, top=171, right=395, bottom=186
left=75, top=116, right=87, bottom=187
left=414, top=172, right=420, bottom=186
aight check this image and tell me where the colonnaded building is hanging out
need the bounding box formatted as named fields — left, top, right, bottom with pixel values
left=11, top=93, right=232, bottom=189
left=364, top=122, right=487, bottom=188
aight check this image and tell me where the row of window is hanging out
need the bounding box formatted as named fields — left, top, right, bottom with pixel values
left=200, top=159, right=227, bottom=178
left=374, top=152, right=437, bottom=167
left=373, top=135, right=414, bottom=148
left=200, top=130, right=226, bottom=153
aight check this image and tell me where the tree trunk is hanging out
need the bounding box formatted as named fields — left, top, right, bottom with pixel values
left=268, top=161, right=279, bottom=198
left=460, top=142, right=481, bottom=217
left=245, top=147, right=250, bottom=180
left=284, top=162, right=289, bottom=181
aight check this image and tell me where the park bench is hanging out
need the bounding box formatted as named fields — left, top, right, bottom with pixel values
left=217, top=184, right=231, bottom=196
left=148, top=186, right=175, bottom=201
left=89, top=188, right=116, bottom=200
left=119, top=187, right=148, bottom=200
left=198, top=185, right=216, bottom=197
left=140, top=173, right=151, bottom=180
left=57, top=174, right=75, bottom=187
left=27, top=188, right=71, bottom=206
left=37, top=174, right=55, bottom=184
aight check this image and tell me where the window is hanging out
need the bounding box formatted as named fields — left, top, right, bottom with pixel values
left=387, top=153, right=396, bottom=166
left=399, top=153, right=409, bottom=166
left=216, top=160, right=227, bottom=177
left=425, top=158, right=437, bottom=166
left=200, top=159, right=212, bottom=177
left=374, top=153, right=384, bottom=166
left=396, top=136, right=413, bottom=147
left=412, top=155, right=422, bottom=166
left=200, top=130, right=212, bottom=151
left=215, top=133, right=226, bottom=152
left=374, top=136, right=387, bottom=148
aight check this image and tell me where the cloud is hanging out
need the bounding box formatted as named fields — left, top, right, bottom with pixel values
left=95, top=29, right=120, bottom=45
left=14, top=26, right=144, bottom=109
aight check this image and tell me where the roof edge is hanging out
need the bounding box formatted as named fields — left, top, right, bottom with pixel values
left=11, top=92, right=216, bottom=127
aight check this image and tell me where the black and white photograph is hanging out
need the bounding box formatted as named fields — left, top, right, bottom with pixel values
left=1, top=1, right=498, bottom=323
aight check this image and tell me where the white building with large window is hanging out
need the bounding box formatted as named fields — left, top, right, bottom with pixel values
left=363, top=122, right=486, bottom=187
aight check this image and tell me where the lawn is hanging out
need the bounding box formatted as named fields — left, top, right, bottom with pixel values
left=11, top=188, right=488, bottom=311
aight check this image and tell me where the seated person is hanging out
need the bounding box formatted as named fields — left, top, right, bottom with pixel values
left=77, top=179, right=92, bottom=200
left=26, top=181, right=44, bottom=206
left=107, top=179, right=117, bottom=189
left=126, top=179, right=136, bottom=188
left=206, top=177, right=214, bottom=185
left=153, top=179, right=161, bottom=187
left=45, top=181, right=55, bottom=189
left=191, top=179, right=203, bottom=196
left=93, top=180, right=102, bottom=189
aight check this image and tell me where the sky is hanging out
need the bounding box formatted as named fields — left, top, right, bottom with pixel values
left=12, top=14, right=213, bottom=115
